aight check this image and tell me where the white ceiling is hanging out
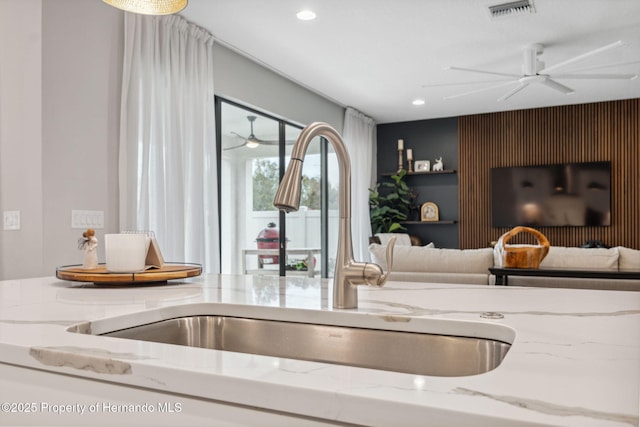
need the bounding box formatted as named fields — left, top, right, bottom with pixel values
left=180, top=0, right=640, bottom=124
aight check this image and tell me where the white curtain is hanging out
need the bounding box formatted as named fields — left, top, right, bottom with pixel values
left=343, top=107, right=377, bottom=261
left=118, top=13, right=220, bottom=273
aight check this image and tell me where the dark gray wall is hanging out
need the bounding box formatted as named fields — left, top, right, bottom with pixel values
left=376, top=117, right=459, bottom=248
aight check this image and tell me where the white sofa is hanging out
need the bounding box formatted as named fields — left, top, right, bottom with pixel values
left=369, top=244, right=495, bottom=285
left=369, top=242, right=640, bottom=291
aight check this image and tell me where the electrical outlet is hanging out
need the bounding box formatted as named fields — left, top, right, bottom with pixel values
left=3, top=210, right=21, bottom=230
left=71, top=210, right=104, bottom=229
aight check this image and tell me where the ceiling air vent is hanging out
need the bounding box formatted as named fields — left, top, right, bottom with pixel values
left=488, top=0, right=535, bottom=19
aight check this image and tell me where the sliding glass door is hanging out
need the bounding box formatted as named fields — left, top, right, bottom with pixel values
left=217, top=99, right=337, bottom=278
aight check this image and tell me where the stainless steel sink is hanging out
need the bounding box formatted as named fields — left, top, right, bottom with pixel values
left=98, top=315, right=510, bottom=376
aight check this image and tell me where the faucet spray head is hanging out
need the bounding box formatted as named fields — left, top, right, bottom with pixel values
left=273, top=158, right=303, bottom=213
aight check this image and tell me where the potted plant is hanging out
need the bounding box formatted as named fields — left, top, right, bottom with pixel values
left=369, top=169, right=419, bottom=235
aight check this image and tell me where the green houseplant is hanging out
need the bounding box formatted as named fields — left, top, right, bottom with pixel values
left=369, top=169, right=418, bottom=234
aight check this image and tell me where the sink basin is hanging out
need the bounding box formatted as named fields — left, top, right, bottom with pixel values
left=90, top=315, right=510, bottom=377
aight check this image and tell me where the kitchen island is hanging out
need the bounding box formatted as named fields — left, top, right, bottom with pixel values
left=0, top=274, right=638, bottom=426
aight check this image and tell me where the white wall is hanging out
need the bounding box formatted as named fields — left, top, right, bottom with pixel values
left=41, top=0, right=123, bottom=274
left=0, top=0, right=44, bottom=279
left=213, top=43, right=344, bottom=131
left=0, top=0, right=124, bottom=280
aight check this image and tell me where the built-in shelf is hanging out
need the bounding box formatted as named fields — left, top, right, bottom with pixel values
left=401, top=220, right=457, bottom=225
left=381, top=169, right=456, bottom=176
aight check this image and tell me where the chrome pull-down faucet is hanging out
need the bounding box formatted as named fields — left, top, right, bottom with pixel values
left=273, top=122, right=396, bottom=309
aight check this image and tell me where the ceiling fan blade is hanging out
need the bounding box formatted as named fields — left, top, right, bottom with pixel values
left=444, top=80, right=517, bottom=100
left=251, top=139, right=298, bottom=146
left=540, top=78, right=574, bottom=94
left=560, top=60, right=640, bottom=73
left=422, top=79, right=511, bottom=88
left=230, top=131, right=248, bottom=139
left=551, top=73, right=638, bottom=80
left=223, top=142, right=248, bottom=151
left=497, top=82, right=530, bottom=102
left=445, top=66, right=521, bottom=79
left=539, top=40, right=624, bottom=74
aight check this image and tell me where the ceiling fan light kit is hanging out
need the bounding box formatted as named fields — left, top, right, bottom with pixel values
left=103, top=0, right=188, bottom=15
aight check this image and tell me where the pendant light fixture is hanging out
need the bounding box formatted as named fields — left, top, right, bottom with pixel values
left=102, top=0, right=188, bottom=15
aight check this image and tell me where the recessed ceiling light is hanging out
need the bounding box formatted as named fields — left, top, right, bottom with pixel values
left=412, top=99, right=425, bottom=106
left=296, top=10, right=317, bottom=21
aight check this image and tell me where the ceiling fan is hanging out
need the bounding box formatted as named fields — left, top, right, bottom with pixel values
left=444, top=40, right=638, bottom=102
left=225, top=115, right=282, bottom=150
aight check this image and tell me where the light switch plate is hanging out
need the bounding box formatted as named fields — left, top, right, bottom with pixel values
left=3, top=210, right=21, bottom=230
left=71, top=210, right=104, bottom=229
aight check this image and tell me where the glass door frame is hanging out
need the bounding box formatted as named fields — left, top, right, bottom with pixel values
left=215, top=96, right=330, bottom=278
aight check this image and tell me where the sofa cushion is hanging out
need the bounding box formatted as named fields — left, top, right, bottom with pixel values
left=617, top=246, right=640, bottom=270
left=389, top=271, right=489, bottom=285
left=369, top=244, right=493, bottom=274
left=539, top=246, right=619, bottom=270
left=369, top=242, right=434, bottom=270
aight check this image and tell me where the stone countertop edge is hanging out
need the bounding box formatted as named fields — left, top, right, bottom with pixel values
left=0, top=274, right=638, bottom=427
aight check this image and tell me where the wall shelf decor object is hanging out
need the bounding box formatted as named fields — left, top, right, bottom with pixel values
left=421, top=202, right=439, bottom=222
left=381, top=169, right=456, bottom=177
left=415, top=160, right=430, bottom=172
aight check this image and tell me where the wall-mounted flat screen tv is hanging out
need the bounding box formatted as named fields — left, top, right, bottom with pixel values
left=491, top=161, right=611, bottom=227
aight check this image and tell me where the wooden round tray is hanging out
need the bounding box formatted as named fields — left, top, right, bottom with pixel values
left=56, top=263, right=202, bottom=285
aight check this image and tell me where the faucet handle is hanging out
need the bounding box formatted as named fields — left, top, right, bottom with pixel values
left=364, top=236, right=397, bottom=287
left=384, top=236, right=397, bottom=274
left=378, top=235, right=397, bottom=285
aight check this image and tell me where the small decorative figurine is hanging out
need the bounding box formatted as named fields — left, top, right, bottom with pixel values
left=433, top=157, right=444, bottom=171
left=78, top=228, right=98, bottom=269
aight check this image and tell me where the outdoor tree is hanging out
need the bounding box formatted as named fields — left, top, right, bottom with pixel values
left=252, top=159, right=280, bottom=211
left=252, top=158, right=338, bottom=211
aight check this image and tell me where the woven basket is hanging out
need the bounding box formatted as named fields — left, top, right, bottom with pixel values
left=495, top=226, right=550, bottom=269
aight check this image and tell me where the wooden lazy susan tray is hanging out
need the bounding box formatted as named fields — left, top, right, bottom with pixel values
left=56, top=263, right=202, bottom=285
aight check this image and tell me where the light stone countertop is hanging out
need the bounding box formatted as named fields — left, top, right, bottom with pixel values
left=0, top=273, right=638, bottom=426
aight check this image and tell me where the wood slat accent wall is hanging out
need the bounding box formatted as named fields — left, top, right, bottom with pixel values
left=459, top=99, right=639, bottom=249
